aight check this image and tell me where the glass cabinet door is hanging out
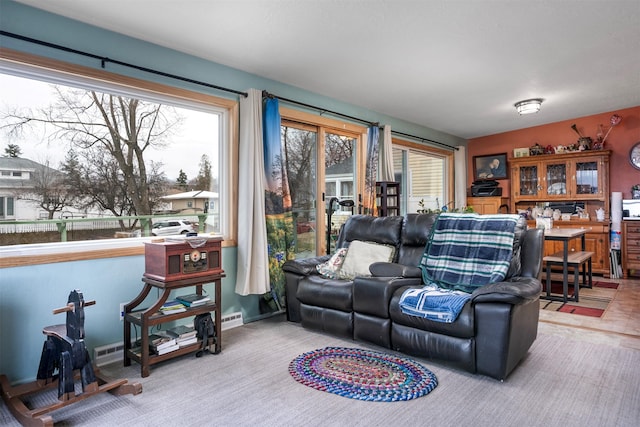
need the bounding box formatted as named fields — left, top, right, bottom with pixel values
left=575, top=160, right=600, bottom=196
left=545, top=162, right=567, bottom=196
left=517, top=164, right=539, bottom=196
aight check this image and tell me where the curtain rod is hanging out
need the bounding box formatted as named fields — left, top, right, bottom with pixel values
left=0, top=31, right=248, bottom=98
left=389, top=130, right=458, bottom=151
left=263, top=90, right=457, bottom=151
left=3, top=32, right=459, bottom=151
left=263, top=90, right=378, bottom=127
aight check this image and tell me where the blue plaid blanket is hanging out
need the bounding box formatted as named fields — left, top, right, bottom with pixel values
left=399, top=213, right=520, bottom=323
left=398, top=286, right=471, bottom=323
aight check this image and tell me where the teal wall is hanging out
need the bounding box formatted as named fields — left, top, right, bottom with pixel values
left=0, top=0, right=466, bottom=384
left=0, top=248, right=241, bottom=384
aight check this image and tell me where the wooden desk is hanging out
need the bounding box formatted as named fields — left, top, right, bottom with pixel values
left=542, top=228, right=588, bottom=302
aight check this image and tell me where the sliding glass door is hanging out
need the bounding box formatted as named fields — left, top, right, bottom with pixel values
left=281, top=121, right=317, bottom=258
left=281, top=119, right=361, bottom=256
left=324, top=132, right=357, bottom=254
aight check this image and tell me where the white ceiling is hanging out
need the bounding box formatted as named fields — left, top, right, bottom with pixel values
left=13, top=0, right=640, bottom=140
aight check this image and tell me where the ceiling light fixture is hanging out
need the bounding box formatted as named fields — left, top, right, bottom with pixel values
left=514, top=98, right=543, bottom=115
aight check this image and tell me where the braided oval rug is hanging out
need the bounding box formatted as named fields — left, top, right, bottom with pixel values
left=288, top=347, right=437, bottom=402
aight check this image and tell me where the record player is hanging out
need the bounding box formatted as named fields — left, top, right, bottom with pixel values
left=471, top=180, right=502, bottom=197
left=144, top=236, right=223, bottom=281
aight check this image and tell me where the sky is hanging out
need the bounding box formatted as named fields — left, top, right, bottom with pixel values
left=0, top=73, right=218, bottom=182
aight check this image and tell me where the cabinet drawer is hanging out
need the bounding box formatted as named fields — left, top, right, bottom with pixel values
left=627, top=245, right=640, bottom=254
left=626, top=225, right=640, bottom=234
left=578, top=225, right=605, bottom=233
left=626, top=235, right=640, bottom=250
left=551, top=224, right=606, bottom=233
left=628, top=255, right=640, bottom=264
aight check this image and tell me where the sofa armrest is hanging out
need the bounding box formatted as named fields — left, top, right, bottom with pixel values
left=369, top=262, right=422, bottom=278
left=353, top=276, right=423, bottom=318
left=282, top=255, right=331, bottom=276
left=471, top=277, right=542, bottom=305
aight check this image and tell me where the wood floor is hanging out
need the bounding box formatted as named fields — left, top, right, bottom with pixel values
left=538, top=274, right=640, bottom=350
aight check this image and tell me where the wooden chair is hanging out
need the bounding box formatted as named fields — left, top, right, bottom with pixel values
left=0, top=290, right=142, bottom=427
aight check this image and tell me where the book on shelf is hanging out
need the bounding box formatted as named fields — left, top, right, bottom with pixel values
left=160, top=307, right=187, bottom=314
left=148, top=333, right=177, bottom=351
left=160, top=300, right=187, bottom=314
left=176, top=336, right=198, bottom=347
left=176, top=293, right=211, bottom=307
left=167, top=324, right=197, bottom=340
left=154, top=343, right=180, bottom=355
left=162, top=299, right=187, bottom=309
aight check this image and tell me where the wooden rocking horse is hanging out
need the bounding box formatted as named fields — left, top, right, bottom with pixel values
left=0, top=290, right=142, bottom=427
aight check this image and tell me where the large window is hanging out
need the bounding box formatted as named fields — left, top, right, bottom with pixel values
left=392, top=141, right=453, bottom=214
left=0, top=51, right=237, bottom=256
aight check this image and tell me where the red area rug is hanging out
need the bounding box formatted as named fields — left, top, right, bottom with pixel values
left=540, top=281, right=619, bottom=318
left=544, top=281, right=619, bottom=296
left=557, top=305, right=606, bottom=317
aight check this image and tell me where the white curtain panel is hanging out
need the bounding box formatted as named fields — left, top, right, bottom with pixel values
left=235, top=88, right=270, bottom=296
left=454, top=145, right=467, bottom=209
left=379, top=125, right=395, bottom=182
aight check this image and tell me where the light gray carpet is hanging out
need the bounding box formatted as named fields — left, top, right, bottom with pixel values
left=2, top=314, right=639, bottom=426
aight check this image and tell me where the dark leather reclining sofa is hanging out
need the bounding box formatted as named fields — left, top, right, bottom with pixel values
left=283, top=213, right=544, bottom=380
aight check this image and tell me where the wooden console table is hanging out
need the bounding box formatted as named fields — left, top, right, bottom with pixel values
left=123, top=273, right=224, bottom=377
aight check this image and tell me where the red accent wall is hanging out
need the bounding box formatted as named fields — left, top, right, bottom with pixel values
left=467, top=106, right=640, bottom=200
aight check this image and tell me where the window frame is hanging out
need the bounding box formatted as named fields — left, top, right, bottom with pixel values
left=0, top=49, right=239, bottom=268
left=391, top=137, right=455, bottom=214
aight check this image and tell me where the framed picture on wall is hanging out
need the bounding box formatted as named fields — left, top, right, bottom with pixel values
left=473, top=153, right=508, bottom=180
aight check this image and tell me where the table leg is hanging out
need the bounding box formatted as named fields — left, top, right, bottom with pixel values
left=546, top=260, right=552, bottom=298
left=580, top=234, right=587, bottom=287
left=214, top=278, right=222, bottom=354
left=562, top=240, right=569, bottom=302
left=573, top=266, right=580, bottom=302
left=124, top=282, right=153, bottom=367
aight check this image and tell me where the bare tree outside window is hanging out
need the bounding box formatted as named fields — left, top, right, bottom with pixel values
left=0, top=72, right=222, bottom=244
left=3, top=86, right=181, bottom=217
left=21, top=160, right=72, bottom=219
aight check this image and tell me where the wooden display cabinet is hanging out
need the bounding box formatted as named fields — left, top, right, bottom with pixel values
left=511, top=151, right=611, bottom=276
left=510, top=150, right=611, bottom=217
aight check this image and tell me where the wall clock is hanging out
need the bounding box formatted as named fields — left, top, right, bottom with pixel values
left=631, top=142, right=640, bottom=170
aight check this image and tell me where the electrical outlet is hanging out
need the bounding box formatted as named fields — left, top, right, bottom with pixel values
left=119, top=303, right=126, bottom=321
